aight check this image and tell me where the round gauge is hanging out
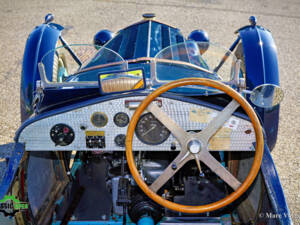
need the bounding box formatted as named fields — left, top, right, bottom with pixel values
left=135, top=113, right=170, bottom=145
left=114, top=134, right=126, bottom=147
left=91, top=112, right=108, bottom=127
left=50, top=124, right=75, bottom=146
left=114, top=112, right=130, bottom=127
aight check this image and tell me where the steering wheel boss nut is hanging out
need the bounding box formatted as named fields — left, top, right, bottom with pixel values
left=187, top=139, right=202, bottom=154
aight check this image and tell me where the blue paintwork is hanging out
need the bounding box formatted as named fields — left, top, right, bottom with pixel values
left=0, top=143, right=24, bottom=199
left=261, top=144, right=292, bottom=225
left=188, top=29, right=209, bottom=43
left=44, top=13, right=55, bottom=24
left=137, top=216, right=155, bottom=225
left=238, top=25, right=280, bottom=150
left=37, top=87, right=100, bottom=113
left=21, top=23, right=63, bottom=122
left=94, top=29, right=114, bottom=46
left=248, top=16, right=257, bottom=26
left=238, top=25, right=279, bottom=88
left=229, top=36, right=241, bottom=52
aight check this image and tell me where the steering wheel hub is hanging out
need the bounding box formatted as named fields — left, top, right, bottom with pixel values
left=187, top=139, right=202, bottom=154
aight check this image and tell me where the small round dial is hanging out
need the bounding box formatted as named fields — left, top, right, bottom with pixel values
left=114, top=134, right=126, bottom=147
left=91, top=112, right=108, bottom=127
left=135, top=113, right=170, bottom=145
left=50, top=124, right=75, bottom=146
left=114, top=112, right=130, bottom=127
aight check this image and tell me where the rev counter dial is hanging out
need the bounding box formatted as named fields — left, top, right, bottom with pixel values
left=135, top=113, right=170, bottom=145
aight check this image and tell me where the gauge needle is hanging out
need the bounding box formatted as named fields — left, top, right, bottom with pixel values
left=142, top=124, right=157, bottom=137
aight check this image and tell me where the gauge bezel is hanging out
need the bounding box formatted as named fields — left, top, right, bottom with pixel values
left=114, top=134, right=126, bottom=147
left=114, top=112, right=130, bottom=127
left=50, top=123, right=75, bottom=146
left=135, top=112, right=171, bottom=145
left=90, top=112, right=108, bottom=128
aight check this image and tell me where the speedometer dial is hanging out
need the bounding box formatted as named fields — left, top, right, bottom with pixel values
left=135, top=113, right=170, bottom=145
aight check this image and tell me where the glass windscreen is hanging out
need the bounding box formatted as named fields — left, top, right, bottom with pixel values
left=40, top=45, right=125, bottom=83
left=155, top=41, right=238, bottom=82
left=39, top=42, right=238, bottom=96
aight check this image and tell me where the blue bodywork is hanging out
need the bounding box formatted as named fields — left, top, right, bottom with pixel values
left=20, top=23, right=63, bottom=122
left=0, top=143, right=24, bottom=199
left=261, top=144, right=292, bottom=225
left=238, top=25, right=280, bottom=150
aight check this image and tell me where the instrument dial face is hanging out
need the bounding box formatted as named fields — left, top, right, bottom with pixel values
left=114, top=112, right=130, bottom=127
left=135, top=113, right=170, bottom=145
left=114, top=134, right=126, bottom=147
left=91, top=112, right=108, bottom=127
left=50, top=124, right=75, bottom=146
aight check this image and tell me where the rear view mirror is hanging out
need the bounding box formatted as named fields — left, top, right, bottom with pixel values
left=250, top=84, right=284, bottom=108
left=99, top=68, right=145, bottom=94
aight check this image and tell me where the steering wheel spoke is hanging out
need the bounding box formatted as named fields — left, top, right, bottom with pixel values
left=150, top=150, right=192, bottom=193
left=199, top=150, right=241, bottom=190
left=193, top=154, right=203, bottom=174
left=147, top=102, right=188, bottom=144
left=196, top=99, right=240, bottom=143
left=209, top=148, right=255, bottom=152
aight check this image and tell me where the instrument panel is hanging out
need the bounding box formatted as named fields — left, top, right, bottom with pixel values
left=18, top=96, right=256, bottom=151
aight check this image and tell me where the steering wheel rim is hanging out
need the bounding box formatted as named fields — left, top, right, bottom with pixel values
left=125, top=78, right=264, bottom=213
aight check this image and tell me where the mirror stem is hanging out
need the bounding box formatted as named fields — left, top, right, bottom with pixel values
left=242, top=90, right=252, bottom=95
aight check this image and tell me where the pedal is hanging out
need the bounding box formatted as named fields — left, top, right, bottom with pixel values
left=116, top=177, right=131, bottom=206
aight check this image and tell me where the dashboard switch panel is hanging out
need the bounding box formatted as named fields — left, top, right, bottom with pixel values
left=85, top=131, right=105, bottom=149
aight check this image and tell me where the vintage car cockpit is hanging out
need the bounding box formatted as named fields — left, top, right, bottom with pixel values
left=2, top=14, right=290, bottom=225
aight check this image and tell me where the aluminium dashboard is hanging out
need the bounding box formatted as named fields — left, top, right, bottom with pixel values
left=18, top=96, right=256, bottom=151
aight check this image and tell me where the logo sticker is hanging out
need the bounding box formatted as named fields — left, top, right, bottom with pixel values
left=0, top=195, right=28, bottom=216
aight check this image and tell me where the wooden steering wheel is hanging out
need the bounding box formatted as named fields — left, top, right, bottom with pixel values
left=125, top=78, right=264, bottom=213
